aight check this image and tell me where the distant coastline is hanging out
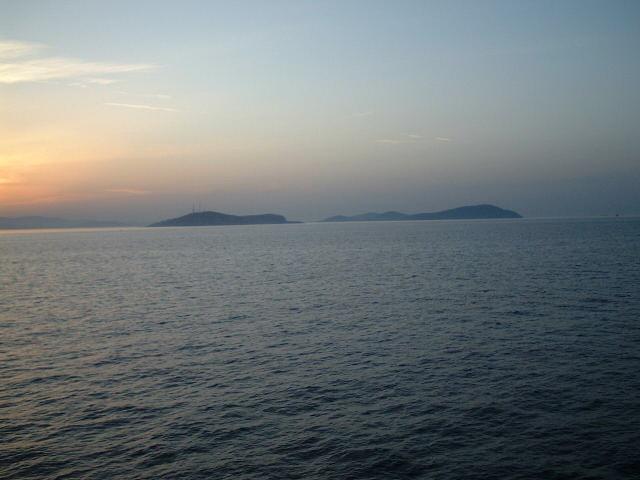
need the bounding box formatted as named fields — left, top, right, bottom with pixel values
left=1, top=205, right=523, bottom=230
left=0, top=216, right=127, bottom=230
left=322, top=204, right=522, bottom=222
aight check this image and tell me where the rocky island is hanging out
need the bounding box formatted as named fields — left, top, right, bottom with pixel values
left=149, top=211, right=300, bottom=227
left=323, top=204, right=522, bottom=222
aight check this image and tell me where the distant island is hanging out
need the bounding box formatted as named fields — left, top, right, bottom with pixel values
left=149, top=211, right=300, bottom=227
left=323, top=204, right=522, bottom=222
left=0, top=216, right=127, bottom=230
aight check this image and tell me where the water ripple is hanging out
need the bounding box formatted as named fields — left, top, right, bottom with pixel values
left=1, top=218, right=639, bottom=479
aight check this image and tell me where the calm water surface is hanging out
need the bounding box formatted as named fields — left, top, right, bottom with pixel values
left=1, top=218, right=639, bottom=479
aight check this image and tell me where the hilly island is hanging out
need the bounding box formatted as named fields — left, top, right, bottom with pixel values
left=323, top=204, right=521, bottom=222
left=149, top=211, right=300, bottom=227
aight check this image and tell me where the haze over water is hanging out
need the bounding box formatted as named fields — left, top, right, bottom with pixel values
left=2, top=218, right=639, bottom=479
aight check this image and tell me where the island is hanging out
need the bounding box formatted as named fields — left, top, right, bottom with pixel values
left=322, top=204, right=522, bottom=222
left=149, top=211, right=300, bottom=227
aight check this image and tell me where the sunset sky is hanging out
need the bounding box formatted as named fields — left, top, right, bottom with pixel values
left=1, top=0, right=639, bottom=223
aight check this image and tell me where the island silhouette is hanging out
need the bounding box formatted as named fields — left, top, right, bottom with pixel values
left=322, top=204, right=521, bottom=222
left=148, top=204, right=521, bottom=228
left=149, top=211, right=300, bottom=227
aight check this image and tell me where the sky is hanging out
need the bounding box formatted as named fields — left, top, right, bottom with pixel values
left=1, top=0, right=639, bottom=223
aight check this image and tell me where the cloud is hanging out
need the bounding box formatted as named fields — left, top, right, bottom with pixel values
left=105, top=188, right=151, bottom=196
left=104, top=102, right=177, bottom=112
left=78, top=77, right=121, bottom=86
left=0, top=40, right=44, bottom=59
left=146, top=93, right=172, bottom=100
left=435, top=137, right=452, bottom=142
left=87, top=78, right=120, bottom=85
left=0, top=39, right=153, bottom=84
left=115, top=90, right=172, bottom=99
left=0, top=58, right=152, bottom=84
left=376, top=134, right=424, bottom=144
left=68, top=78, right=122, bottom=88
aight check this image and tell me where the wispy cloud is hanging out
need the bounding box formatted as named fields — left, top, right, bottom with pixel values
left=87, top=77, right=120, bottom=85
left=0, top=58, right=152, bottom=84
left=0, top=39, right=153, bottom=84
left=376, top=134, right=423, bottom=145
left=435, top=136, right=452, bottom=142
left=115, top=90, right=172, bottom=100
left=69, top=77, right=121, bottom=88
left=0, top=40, right=44, bottom=59
left=105, top=188, right=151, bottom=196
left=104, top=102, right=177, bottom=112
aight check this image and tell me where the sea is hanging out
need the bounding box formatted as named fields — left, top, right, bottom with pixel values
left=1, top=218, right=639, bottom=479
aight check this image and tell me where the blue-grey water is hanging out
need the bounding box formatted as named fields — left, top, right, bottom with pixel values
left=1, top=218, right=639, bottom=479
